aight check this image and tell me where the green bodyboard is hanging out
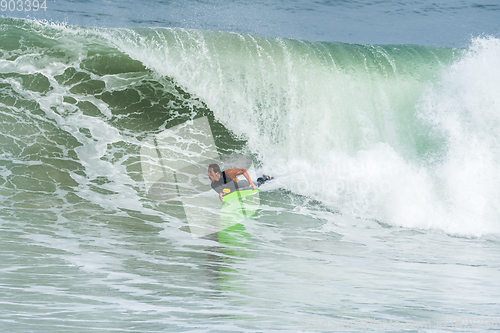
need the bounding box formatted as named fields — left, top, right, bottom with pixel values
left=219, top=189, right=260, bottom=232
left=222, top=189, right=260, bottom=202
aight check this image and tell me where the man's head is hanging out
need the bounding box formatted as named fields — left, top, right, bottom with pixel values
left=208, top=164, right=221, bottom=181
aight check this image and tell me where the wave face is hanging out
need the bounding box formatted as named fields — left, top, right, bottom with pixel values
left=1, top=18, right=499, bottom=237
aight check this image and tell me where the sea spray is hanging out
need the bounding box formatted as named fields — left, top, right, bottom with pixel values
left=412, top=37, right=500, bottom=236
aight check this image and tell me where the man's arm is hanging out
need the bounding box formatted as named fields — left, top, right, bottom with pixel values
left=226, top=168, right=257, bottom=190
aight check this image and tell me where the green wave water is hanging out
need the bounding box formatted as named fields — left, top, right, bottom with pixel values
left=2, top=17, right=500, bottom=333
left=1, top=18, right=500, bottom=236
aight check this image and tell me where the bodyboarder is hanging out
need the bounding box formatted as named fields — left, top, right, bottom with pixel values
left=208, top=164, right=271, bottom=200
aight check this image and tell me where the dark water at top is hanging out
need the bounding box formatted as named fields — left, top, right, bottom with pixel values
left=3, top=0, right=500, bottom=46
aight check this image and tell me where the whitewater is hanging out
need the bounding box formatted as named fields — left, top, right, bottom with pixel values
left=102, top=24, right=500, bottom=237
left=1, top=4, right=500, bottom=332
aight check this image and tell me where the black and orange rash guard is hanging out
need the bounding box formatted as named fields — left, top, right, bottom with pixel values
left=210, top=168, right=253, bottom=193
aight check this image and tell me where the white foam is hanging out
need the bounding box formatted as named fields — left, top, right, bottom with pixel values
left=104, top=28, right=500, bottom=237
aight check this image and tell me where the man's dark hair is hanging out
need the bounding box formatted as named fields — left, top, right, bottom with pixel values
left=208, top=163, right=221, bottom=174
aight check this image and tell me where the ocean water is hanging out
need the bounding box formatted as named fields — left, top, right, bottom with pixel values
left=1, top=1, right=500, bottom=332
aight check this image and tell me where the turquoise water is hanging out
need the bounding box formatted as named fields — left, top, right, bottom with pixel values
left=1, top=1, right=500, bottom=332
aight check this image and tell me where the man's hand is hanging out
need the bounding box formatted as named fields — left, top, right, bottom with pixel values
left=219, top=192, right=224, bottom=201
left=250, top=183, right=257, bottom=190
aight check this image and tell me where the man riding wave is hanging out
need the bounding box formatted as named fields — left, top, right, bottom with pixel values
left=208, top=164, right=271, bottom=201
